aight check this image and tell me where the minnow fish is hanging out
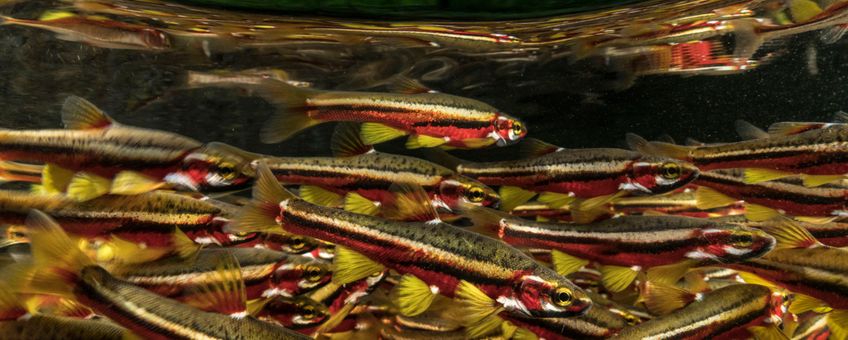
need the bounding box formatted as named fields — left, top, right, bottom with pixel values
left=234, top=77, right=527, bottom=149
left=724, top=221, right=848, bottom=313
left=0, top=11, right=170, bottom=51
left=117, top=247, right=331, bottom=301
left=626, top=126, right=848, bottom=186
left=305, top=24, right=521, bottom=51
left=440, top=144, right=699, bottom=221
left=613, top=284, right=784, bottom=339
left=250, top=296, right=329, bottom=332
left=503, top=305, right=632, bottom=339
left=16, top=210, right=309, bottom=340
left=0, top=97, right=255, bottom=200
left=231, top=163, right=591, bottom=323
left=0, top=189, right=221, bottom=255
left=260, top=123, right=499, bottom=217
left=692, top=169, right=848, bottom=222
left=466, top=210, right=774, bottom=292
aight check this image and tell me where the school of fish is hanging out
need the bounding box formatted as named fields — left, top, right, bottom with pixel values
left=3, top=0, right=848, bottom=339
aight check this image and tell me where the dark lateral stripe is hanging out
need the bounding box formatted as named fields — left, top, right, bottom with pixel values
left=697, top=174, right=846, bottom=205
left=697, top=147, right=848, bottom=166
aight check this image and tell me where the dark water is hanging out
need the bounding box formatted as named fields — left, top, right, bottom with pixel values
left=1, top=0, right=845, bottom=154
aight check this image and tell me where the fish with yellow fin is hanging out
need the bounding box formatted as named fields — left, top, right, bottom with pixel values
left=0, top=11, right=170, bottom=51
left=462, top=207, right=774, bottom=293
left=428, top=138, right=700, bottom=223
left=259, top=123, right=499, bottom=218
left=12, top=210, right=309, bottom=339
left=218, top=76, right=528, bottom=149
left=627, top=125, right=848, bottom=187
left=0, top=96, right=257, bottom=201
left=230, top=162, right=592, bottom=325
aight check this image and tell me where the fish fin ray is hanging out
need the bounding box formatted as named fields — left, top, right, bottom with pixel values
left=744, top=204, right=781, bottom=222
left=332, top=246, right=384, bottom=285
left=299, top=185, right=343, bottom=207
left=343, top=192, right=380, bottom=216
left=599, top=265, right=639, bottom=293
left=384, top=183, right=439, bottom=222
left=41, top=164, right=73, bottom=194
left=537, top=192, right=575, bottom=209
left=66, top=172, right=111, bottom=202
left=743, top=168, right=794, bottom=184
left=184, top=250, right=248, bottom=317
left=498, top=186, right=536, bottom=212
left=788, top=293, right=831, bottom=314
left=405, top=134, right=447, bottom=149
left=391, top=274, right=437, bottom=316
left=643, top=281, right=695, bottom=315
left=734, top=120, right=769, bottom=140
left=550, top=250, right=589, bottom=276
left=21, top=210, right=94, bottom=297
left=645, top=260, right=695, bottom=286
left=694, top=186, right=738, bottom=210
left=800, top=174, right=844, bottom=187
left=61, top=96, right=115, bottom=130
left=109, top=171, right=165, bottom=195
left=517, top=138, right=562, bottom=158
left=330, top=122, right=373, bottom=157
left=359, top=123, right=408, bottom=145
left=760, top=218, right=821, bottom=249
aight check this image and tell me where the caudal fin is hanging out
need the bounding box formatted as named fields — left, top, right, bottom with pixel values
left=18, top=210, right=93, bottom=298
left=227, top=161, right=295, bottom=234
left=255, top=81, right=322, bottom=143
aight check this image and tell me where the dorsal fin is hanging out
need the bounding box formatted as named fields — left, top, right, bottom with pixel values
left=734, top=120, right=769, bottom=140
left=331, top=123, right=374, bottom=157
left=656, top=134, right=676, bottom=144
left=516, top=138, right=563, bottom=158
left=386, top=76, right=435, bottom=94
left=834, top=111, right=848, bottom=123
left=61, top=96, right=116, bottom=130
left=184, top=250, right=248, bottom=317
left=383, top=183, right=440, bottom=223
left=760, top=218, right=822, bottom=249
left=642, top=281, right=697, bottom=315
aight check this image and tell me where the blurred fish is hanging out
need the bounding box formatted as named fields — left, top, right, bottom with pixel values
left=611, top=190, right=746, bottom=218
left=465, top=210, right=774, bottom=292
left=15, top=210, right=309, bottom=339
left=0, top=97, right=256, bottom=200
left=0, top=11, right=170, bottom=51
left=231, top=163, right=592, bottom=324
left=433, top=140, right=699, bottom=222
left=305, top=23, right=522, bottom=51
left=613, top=284, right=784, bottom=339
left=259, top=123, right=499, bottom=218
left=693, top=169, right=848, bottom=222
left=118, top=247, right=331, bottom=301
left=230, top=77, right=527, bottom=149
left=185, top=68, right=312, bottom=89
left=627, top=126, right=848, bottom=186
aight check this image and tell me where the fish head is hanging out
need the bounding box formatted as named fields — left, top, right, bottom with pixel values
left=691, top=226, right=776, bottom=262
left=437, top=176, right=500, bottom=210
left=262, top=296, right=329, bottom=328
left=512, top=271, right=592, bottom=318
left=627, top=157, right=700, bottom=194
left=167, top=142, right=260, bottom=192
left=140, top=28, right=171, bottom=49
left=273, top=257, right=333, bottom=293
left=493, top=115, right=528, bottom=146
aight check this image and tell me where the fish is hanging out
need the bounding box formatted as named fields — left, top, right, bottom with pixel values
left=0, top=189, right=223, bottom=256
left=724, top=220, right=848, bottom=314
left=0, top=11, right=170, bottom=51
left=761, top=111, right=848, bottom=137
left=230, top=77, right=527, bottom=149
left=626, top=124, right=848, bottom=186
left=305, top=23, right=522, bottom=51
left=0, top=314, right=132, bottom=339
left=692, top=169, right=848, bottom=222
left=439, top=143, right=699, bottom=221
left=116, top=247, right=332, bottom=301
left=14, top=210, right=309, bottom=340
left=611, top=190, right=746, bottom=218
left=184, top=68, right=312, bottom=89
left=502, top=305, right=632, bottom=339
left=259, top=123, right=500, bottom=217
left=613, top=284, right=785, bottom=339
left=0, top=96, right=255, bottom=200
left=250, top=295, right=329, bottom=332
left=231, top=162, right=592, bottom=326
left=465, top=209, right=775, bottom=292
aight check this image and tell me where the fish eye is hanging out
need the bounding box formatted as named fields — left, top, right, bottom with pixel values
left=730, top=231, right=754, bottom=247
left=552, top=287, right=573, bottom=307
left=512, top=122, right=524, bottom=135
left=217, top=163, right=237, bottom=179
left=305, top=266, right=323, bottom=282
left=289, top=236, right=306, bottom=250
left=660, top=162, right=681, bottom=180
left=624, top=314, right=639, bottom=325
left=302, top=305, right=316, bottom=319
left=236, top=231, right=250, bottom=237
left=467, top=187, right=486, bottom=202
